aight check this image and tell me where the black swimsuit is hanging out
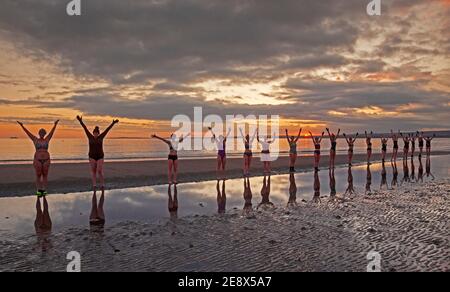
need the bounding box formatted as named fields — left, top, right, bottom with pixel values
left=331, top=141, right=337, bottom=151
left=88, top=136, right=105, bottom=161
left=393, top=141, right=399, bottom=149
left=314, top=144, right=320, bottom=155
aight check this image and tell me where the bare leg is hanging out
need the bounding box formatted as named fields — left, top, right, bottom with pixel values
left=42, top=160, right=51, bottom=191
left=33, top=160, right=43, bottom=191
left=173, top=160, right=178, bottom=183
left=89, top=159, right=98, bottom=190
left=168, top=160, right=173, bottom=184
left=96, top=159, right=105, bottom=189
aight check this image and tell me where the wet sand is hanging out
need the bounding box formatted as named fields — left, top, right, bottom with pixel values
left=1, top=151, right=448, bottom=197
left=0, top=178, right=448, bottom=272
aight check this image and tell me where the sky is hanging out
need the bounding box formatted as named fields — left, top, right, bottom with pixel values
left=0, top=0, right=449, bottom=138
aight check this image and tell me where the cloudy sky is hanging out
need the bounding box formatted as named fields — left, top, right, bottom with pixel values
left=0, top=0, right=449, bottom=138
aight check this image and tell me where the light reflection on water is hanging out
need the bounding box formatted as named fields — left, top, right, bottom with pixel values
left=0, top=155, right=448, bottom=235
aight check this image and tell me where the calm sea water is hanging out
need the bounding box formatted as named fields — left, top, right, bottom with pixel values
left=1, top=138, right=450, bottom=164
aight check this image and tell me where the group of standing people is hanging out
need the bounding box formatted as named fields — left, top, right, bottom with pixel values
left=17, top=119, right=437, bottom=196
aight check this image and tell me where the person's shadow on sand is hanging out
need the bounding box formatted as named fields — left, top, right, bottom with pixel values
left=35, top=196, right=52, bottom=252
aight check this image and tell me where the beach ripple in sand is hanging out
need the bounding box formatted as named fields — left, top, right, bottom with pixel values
left=0, top=180, right=449, bottom=272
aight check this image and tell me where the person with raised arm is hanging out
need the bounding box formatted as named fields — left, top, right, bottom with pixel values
left=77, top=116, right=118, bottom=192
left=152, top=132, right=189, bottom=184
left=410, top=133, right=417, bottom=158
left=17, top=120, right=59, bottom=196
left=417, top=131, right=424, bottom=157
left=343, top=133, right=358, bottom=166
left=400, top=131, right=410, bottom=160
left=285, top=127, right=302, bottom=172
left=257, top=130, right=276, bottom=174
left=424, top=134, right=435, bottom=156
left=239, top=128, right=257, bottom=176
left=209, top=127, right=231, bottom=179
left=326, top=128, right=340, bottom=169
left=309, top=131, right=324, bottom=171
left=391, top=129, right=400, bottom=162
left=381, top=135, right=389, bottom=162
left=365, top=131, right=373, bottom=164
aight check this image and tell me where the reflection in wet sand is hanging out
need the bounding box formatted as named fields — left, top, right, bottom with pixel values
left=402, top=158, right=410, bottom=184
left=35, top=196, right=52, bottom=252
left=258, top=176, right=274, bottom=210
left=168, top=184, right=178, bottom=220
left=287, top=173, right=298, bottom=208
left=417, top=155, right=424, bottom=183
left=391, top=161, right=398, bottom=188
left=243, top=177, right=253, bottom=216
left=426, top=154, right=434, bottom=180
left=365, top=163, right=372, bottom=195
left=217, top=180, right=226, bottom=214
left=410, top=157, right=416, bottom=182
left=380, top=161, right=388, bottom=190
left=313, top=170, right=321, bottom=203
left=343, top=166, right=356, bottom=198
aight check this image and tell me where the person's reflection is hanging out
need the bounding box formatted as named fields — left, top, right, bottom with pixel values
left=287, top=173, right=298, bottom=208
left=168, top=184, right=178, bottom=220
left=425, top=154, right=434, bottom=180
left=329, top=168, right=336, bottom=200
left=402, top=157, right=410, bottom=184
left=217, top=180, right=226, bottom=214
left=417, top=155, right=424, bottom=183
left=89, top=189, right=105, bottom=228
left=410, top=156, right=416, bottom=182
left=391, top=161, right=398, bottom=188
left=380, top=161, right=388, bottom=190
left=243, top=177, right=253, bottom=215
left=365, top=163, right=372, bottom=195
left=344, top=166, right=356, bottom=198
left=35, top=196, right=52, bottom=251
left=258, top=175, right=274, bottom=210
left=312, top=170, right=321, bottom=203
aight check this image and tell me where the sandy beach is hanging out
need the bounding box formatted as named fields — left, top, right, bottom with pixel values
left=1, top=177, right=448, bottom=272
left=1, top=151, right=448, bottom=197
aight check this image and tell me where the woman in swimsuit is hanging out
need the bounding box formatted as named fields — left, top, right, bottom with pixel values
left=417, top=131, right=424, bottom=157
left=77, top=116, right=119, bottom=191
left=285, top=127, right=302, bottom=172
left=210, top=127, right=231, bottom=179
left=17, top=120, right=59, bottom=196
left=424, top=134, right=435, bottom=156
left=410, top=133, right=416, bottom=158
left=381, top=136, right=388, bottom=162
left=400, top=132, right=410, bottom=160
left=152, top=132, right=189, bottom=184
left=239, top=128, right=257, bottom=176
left=309, top=131, right=324, bottom=171
left=257, top=130, right=276, bottom=174
left=343, top=133, right=358, bottom=166
left=326, top=128, right=340, bottom=169
left=365, top=131, right=373, bottom=164
left=391, top=129, right=400, bottom=162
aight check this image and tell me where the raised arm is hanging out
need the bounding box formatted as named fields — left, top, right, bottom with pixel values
left=77, top=116, right=93, bottom=138
left=179, top=132, right=190, bottom=143
left=337, top=129, right=341, bottom=137
left=239, top=128, right=247, bottom=144
left=99, top=119, right=119, bottom=139
left=285, top=129, right=290, bottom=143
left=17, top=121, right=37, bottom=142
left=343, top=133, right=350, bottom=144
left=208, top=127, right=217, bottom=142
left=152, top=134, right=171, bottom=146
left=46, top=120, right=59, bottom=141
left=294, top=128, right=302, bottom=143
left=318, top=132, right=325, bottom=143
left=225, top=128, right=232, bottom=140
left=308, top=131, right=315, bottom=143
left=326, top=128, right=331, bottom=139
